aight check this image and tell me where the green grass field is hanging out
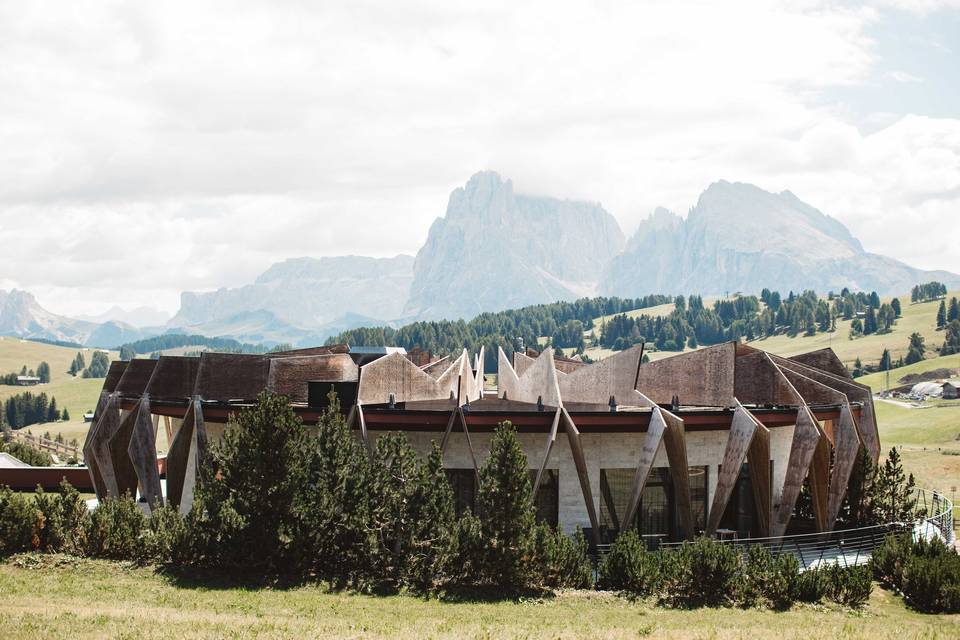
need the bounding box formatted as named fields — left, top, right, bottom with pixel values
left=0, top=555, right=956, bottom=640
left=582, top=291, right=958, bottom=370
left=0, top=337, right=120, bottom=447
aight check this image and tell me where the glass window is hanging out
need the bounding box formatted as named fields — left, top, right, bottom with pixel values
left=600, top=468, right=633, bottom=532
left=445, top=468, right=476, bottom=518
left=529, top=469, right=559, bottom=528
left=600, top=466, right=709, bottom=541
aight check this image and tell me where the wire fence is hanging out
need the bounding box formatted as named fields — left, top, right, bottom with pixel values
left=650, top=488, right=955, bottom=571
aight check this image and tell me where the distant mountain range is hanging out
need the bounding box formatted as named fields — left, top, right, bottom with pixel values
left=3, top=172, right=958, bottom=348
left=75, top=305, right=170, bottom=328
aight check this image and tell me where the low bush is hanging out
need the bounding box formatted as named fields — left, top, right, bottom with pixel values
left=659, top=537, right=738, bottom=608
left=32, top=481, right=89, bottom=554
left=138, top=503, right=188, bottom=564
left=597, top=529, right=661, bottom=596
left=0, top=486, right=35, bottom=555
left=794, top=566, right=827, bottom=603
left=533, top=524, right=593, bottom=590
left=0, top=441, right=53, bottom=466
left=822, top=563, right=872, bottom=608
left=873, top=534, right=960, bottom=613
left=735, top=545, right=799, bottom=610
left=85, top=494, right=146, bottom=560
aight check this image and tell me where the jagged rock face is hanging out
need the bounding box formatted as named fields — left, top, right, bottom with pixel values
left=0, top=289, right=110, bottom=345
left=169, top=255, right=415, bottom=331
left=602, top=181, right=960, bottom=297
left=404, top=171, right=626, bottom=320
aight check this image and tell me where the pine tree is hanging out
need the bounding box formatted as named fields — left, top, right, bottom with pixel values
left=62, top=408, right=70, bottom=422
left=478, top=422, right=537, bottom=589
left=891, top=297, right=902, bottom=317
left=949, top=297, right=959, bottom=323
left=879, top=348, right=892, bottom=371
left=937, top=300, right=947, bottom=329
left=875, top=448, right=917, bottom=523
left=942, top=320, right=960, bottom=356
left=905, top=332, right=925, bottom=365
left=196, top=391, right=312, bottom=570
left=297, top=389, right=374, bottom=584
left=853, top=356, right=864, bottom=378
left=36, top=361, right=50, bottom=384
left=864, top=306, right=878, bottom=334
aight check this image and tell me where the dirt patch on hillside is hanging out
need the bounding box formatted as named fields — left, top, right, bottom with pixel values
left=898, top=368, right=957, bottom=385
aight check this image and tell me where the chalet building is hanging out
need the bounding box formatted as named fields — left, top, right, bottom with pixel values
left=16, top=375, right=40, bottom=386
left=84, top=342, right=879, bottom=543
left=942, top=381, right=960, bottom=400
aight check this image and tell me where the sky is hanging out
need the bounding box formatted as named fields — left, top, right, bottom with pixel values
left=0, top=0, right=958, bottom=319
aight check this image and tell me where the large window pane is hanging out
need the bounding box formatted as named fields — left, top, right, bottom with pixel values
left=529, top=469, right=559, bottom=528
left=445, top=468, right=476, bottom=518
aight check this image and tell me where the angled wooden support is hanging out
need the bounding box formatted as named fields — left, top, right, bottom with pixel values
left=809, top=425, right=831, bottom=532
left=560, top=408, right=601, bottom=546
left=82, top=391, right=111, bottom=500
left=439, top=407, right=459, bottom=455
left=660, top=408, right=694, bottom=540
left=459, top=407, right=482, bottom=488
left=778, top=365, right=859, bottom=533
left=355, top=404, right=373, bottom=456
left=771, top=355, right=880, bottom=462
left=771, top=404, right=822, bottom=538
left=127, top=394, right=163, bottom=510
left=622, top=407, right=667, bottom=529
left=707, top=402, right=761, bottom=535
left=532, top=407, right=562, bottom=498
left=89, top=393, right=122, bottom=499
left=166, top=398, right=207, bottom=514
left=825, top=403, right=862, bottom=528
left=108, top=407, right=140, bottom=499
left=746, top=420, right=772, bottom=537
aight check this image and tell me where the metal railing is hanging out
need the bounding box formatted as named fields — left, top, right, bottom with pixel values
left=654, top=489, right=954, bottom=571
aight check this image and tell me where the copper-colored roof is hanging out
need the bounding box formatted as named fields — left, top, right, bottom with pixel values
left=103, top=361, right=128, bottom=393
left=194, top=352, right=271, bottom=402
left=114, top=359, right=158, bottom=396
left=267, top=354, right=358, bottom=403
left=145, top=356, right=201, bottom=401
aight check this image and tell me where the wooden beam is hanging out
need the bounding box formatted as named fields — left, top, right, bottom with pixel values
left=89, top=393, right=121, bottom=498
left=107, top=408, right=140, bottom=498
left=127, top=394, right=163, bottom=509
left=532, top=407, right=562, bottom=498
left=82, top=391, right=111, bottom=500
left=622, top=408, right=666, bottom=530
left=772, top=404, right=822, bottom=538
left=459, top=407, right=482, bottom=489
left=438, top=407, right=459, bottom=455
left=826, top=403, right=862, bottom=528
left=706, top=403, right=759, bottom=534
left=746, top=420, right=772, bottom=537
left=560, top=408, right=601, bottom=546
left=660, top=408, right=694, bottom=540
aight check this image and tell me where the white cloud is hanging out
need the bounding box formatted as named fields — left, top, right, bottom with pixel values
left=0, top=0, right=957, bottom=317
left=887, top=70, right=923, bottom=82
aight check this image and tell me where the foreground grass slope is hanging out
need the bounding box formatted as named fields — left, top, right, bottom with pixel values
left=0, top=555, right=956, bottom=640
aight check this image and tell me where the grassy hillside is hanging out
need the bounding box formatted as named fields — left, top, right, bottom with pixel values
left=750, top=292, right=955, bottom=368
left=1, top=556, right=957, bottom=640
left=582, top=291, right=957, bottom=370
left=0, top=337, right=118, bottom=444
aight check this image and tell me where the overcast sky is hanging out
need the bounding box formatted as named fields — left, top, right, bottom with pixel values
left=1, top=0, right=958, bottom=318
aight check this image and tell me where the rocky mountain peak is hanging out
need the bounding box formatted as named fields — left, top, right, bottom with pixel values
left=404, top=173, right=626, bottom=320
